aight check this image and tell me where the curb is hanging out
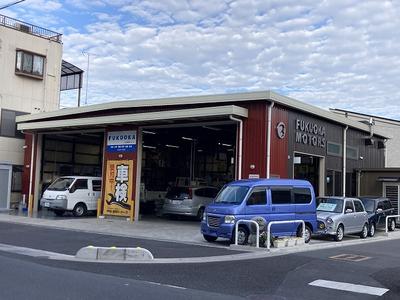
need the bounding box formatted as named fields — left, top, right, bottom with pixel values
left=76, top=246, right=154, bottom=261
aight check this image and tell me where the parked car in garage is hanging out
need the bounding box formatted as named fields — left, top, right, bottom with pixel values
left=40, top=176, right=102, bottom=217
left=201, top=179, right=317, bottom=244
left=360, top=197, right=396, bottom=237
left=316, top=197, right=369, bottom=241
left=161, top=186, right=219, bottom=220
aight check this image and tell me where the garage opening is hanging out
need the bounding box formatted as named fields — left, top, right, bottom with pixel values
left=139, top=123, right=237, bottom=219
left=39, top=131, right=104, bottom=214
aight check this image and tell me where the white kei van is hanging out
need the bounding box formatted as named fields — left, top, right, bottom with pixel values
left=40, top=176, right=102, bottom=217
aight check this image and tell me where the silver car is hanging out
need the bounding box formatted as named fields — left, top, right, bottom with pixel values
left=317, top=197, right=369, bottom=241
left=162, top=186, right=219, bottom=220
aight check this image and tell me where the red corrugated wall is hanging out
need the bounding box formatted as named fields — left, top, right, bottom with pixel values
left=242, top=102, right=268, bottom=179
left=270, top=105, right=289, bottom=178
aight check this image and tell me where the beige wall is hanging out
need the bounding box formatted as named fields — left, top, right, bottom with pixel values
left=0, top=24, right=62, bottom=207
left=0, top=25, right=62, bottom=166
left=0, top=25, right=62, bottom=114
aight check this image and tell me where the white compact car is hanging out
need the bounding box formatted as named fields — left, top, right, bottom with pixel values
left=40, top=176, right=102, bottom=217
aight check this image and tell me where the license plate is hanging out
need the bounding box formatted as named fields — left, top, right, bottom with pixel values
left=172, top=200, right=181, bottom=205
left=44, top=202, right=50, bottom=207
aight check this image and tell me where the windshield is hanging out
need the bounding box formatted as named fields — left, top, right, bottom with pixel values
left=47, top=178, right=75, bottom=191
left=214, top=185, right=249, bottom=204
left=166, top=187, right=190, bottom=200
left=317, top=198, right=343, bottom=213
left=361, top=199, right=375, bottom=213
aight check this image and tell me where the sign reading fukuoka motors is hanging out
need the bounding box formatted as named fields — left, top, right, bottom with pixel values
left=295, top=119, right=326, bottom=148
left=107, top=131, right=137, bottom=153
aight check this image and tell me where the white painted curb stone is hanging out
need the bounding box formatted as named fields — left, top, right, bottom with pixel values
left=76, top=246, right=154, bottom=261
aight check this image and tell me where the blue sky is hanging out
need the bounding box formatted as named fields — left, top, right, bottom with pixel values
left=2, top=0, right=400, bottom=120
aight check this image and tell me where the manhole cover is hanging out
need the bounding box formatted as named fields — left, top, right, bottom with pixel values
left=329, top=254, right=371, bottom=262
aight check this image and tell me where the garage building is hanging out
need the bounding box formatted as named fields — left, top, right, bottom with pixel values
left=16, top=91, right=387, bottom=220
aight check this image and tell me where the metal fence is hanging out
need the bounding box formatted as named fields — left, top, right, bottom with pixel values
left=0, top=13, right=62, bottom=43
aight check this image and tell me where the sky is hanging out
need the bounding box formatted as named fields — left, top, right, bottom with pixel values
left=2, top=0, right=400, bottom=120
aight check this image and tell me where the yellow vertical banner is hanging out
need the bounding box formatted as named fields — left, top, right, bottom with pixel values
left=103, top=160, right=134, bottom=217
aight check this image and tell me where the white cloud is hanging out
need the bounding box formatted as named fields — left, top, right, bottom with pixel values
left=6, top=0, right=399, bottom=119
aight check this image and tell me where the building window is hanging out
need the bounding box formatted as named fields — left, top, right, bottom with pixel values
left=271, top=188, right=292, bottom=204
left=346, top=146, right=359, bottom=160
left=15, top=50, right=45, bottom=79
left=0, top=109, right=27, bottom=138
left=327, top=142, right=342, bottom=157
left=11, top=165, right=23, bottom=192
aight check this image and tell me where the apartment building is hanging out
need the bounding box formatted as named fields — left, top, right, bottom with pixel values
left=0, top=14, right=63, bottom=209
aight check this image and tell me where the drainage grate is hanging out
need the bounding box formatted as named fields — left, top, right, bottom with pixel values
left=329, top=254, right=371, bottom=262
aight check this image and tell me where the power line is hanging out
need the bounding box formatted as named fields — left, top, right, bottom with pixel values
left=0, top=0, right=26, bottom=10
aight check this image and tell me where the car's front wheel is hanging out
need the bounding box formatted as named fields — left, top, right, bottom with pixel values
left=235, top=226, right=249, bottom=245
left=368, top=223, right=375, bottom=237
left=360, top=223, right=368, bottom=239
left=297, top=225, right=312, bottom=243
left=73, top=203, right=87, bottom=217
left=388, top=218, right=396, bottom=231
left=197, top=207, right=205, bottom=221
left=334, top=224, right=344, bottom=242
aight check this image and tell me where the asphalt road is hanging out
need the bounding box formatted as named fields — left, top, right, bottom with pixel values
left=0, top=221, right=239, bottom=258
left=0, top=222, right=399, bottom=299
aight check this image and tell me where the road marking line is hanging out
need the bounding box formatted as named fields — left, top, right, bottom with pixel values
left=309, top=279, right=389, bottom=296
left=0, top=242, right=73, bottom=259
left=329, top=254, right=371, bottom=262
left=146, top=281, right=186, bottom=290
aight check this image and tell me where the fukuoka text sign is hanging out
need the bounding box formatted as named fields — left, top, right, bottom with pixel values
left=107, top=130, right=137, bottom=153
left=295, top=119, right=326, bottom=148
left=103, top=160, right=134, bottom=217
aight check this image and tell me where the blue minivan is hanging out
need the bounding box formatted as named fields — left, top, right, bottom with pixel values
left=201, top=179, right=317, bottom=244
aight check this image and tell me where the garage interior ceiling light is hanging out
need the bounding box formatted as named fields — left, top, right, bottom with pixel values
left=143, top=130, right=156, bottom=135
left=143, top=145, right=156, bottom=149
left=218, top=142, right=232, bottom=147
left=202, top=126, right=221, bottom=131
left=165, top=144, right=179, bottom=148
left=181, top=136, right=194, bottom=141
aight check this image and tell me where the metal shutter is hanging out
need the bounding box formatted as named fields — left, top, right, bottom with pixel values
left=384, top=184, right=400, bottom=215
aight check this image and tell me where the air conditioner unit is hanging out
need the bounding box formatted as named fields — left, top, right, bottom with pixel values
left=16, top=23, right=31, bottom=33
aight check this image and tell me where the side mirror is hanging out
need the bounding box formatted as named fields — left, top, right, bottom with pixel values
left=376, top=208, right=383, bottom=214
left=345, top=208, right=353, bottom=214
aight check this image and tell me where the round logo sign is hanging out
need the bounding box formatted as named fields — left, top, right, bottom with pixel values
left=276, top=122, right=286, bottom=139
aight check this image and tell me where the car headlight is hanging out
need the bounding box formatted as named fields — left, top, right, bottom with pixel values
left=326, top=217, right=333, bottom=225
left=202, top=212, right=207, bottom=221
left=56, top=195, right=67, bottom=200
left=224, top=215, right=235, bottom=224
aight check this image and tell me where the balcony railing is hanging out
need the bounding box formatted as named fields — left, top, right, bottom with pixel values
left=0, top=13, right=62, bottom=43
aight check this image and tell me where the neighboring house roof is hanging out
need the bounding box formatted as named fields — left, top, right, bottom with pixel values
left=330, top=108, right=400, bottom=125
left=17, top=90, right=388, bottom=138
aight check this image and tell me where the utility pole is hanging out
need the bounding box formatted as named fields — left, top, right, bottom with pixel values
left=82, top=51, right=96, bottom=105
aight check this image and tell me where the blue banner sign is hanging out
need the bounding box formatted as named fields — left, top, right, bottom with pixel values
left=107, top=130, right=137, bottom=153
